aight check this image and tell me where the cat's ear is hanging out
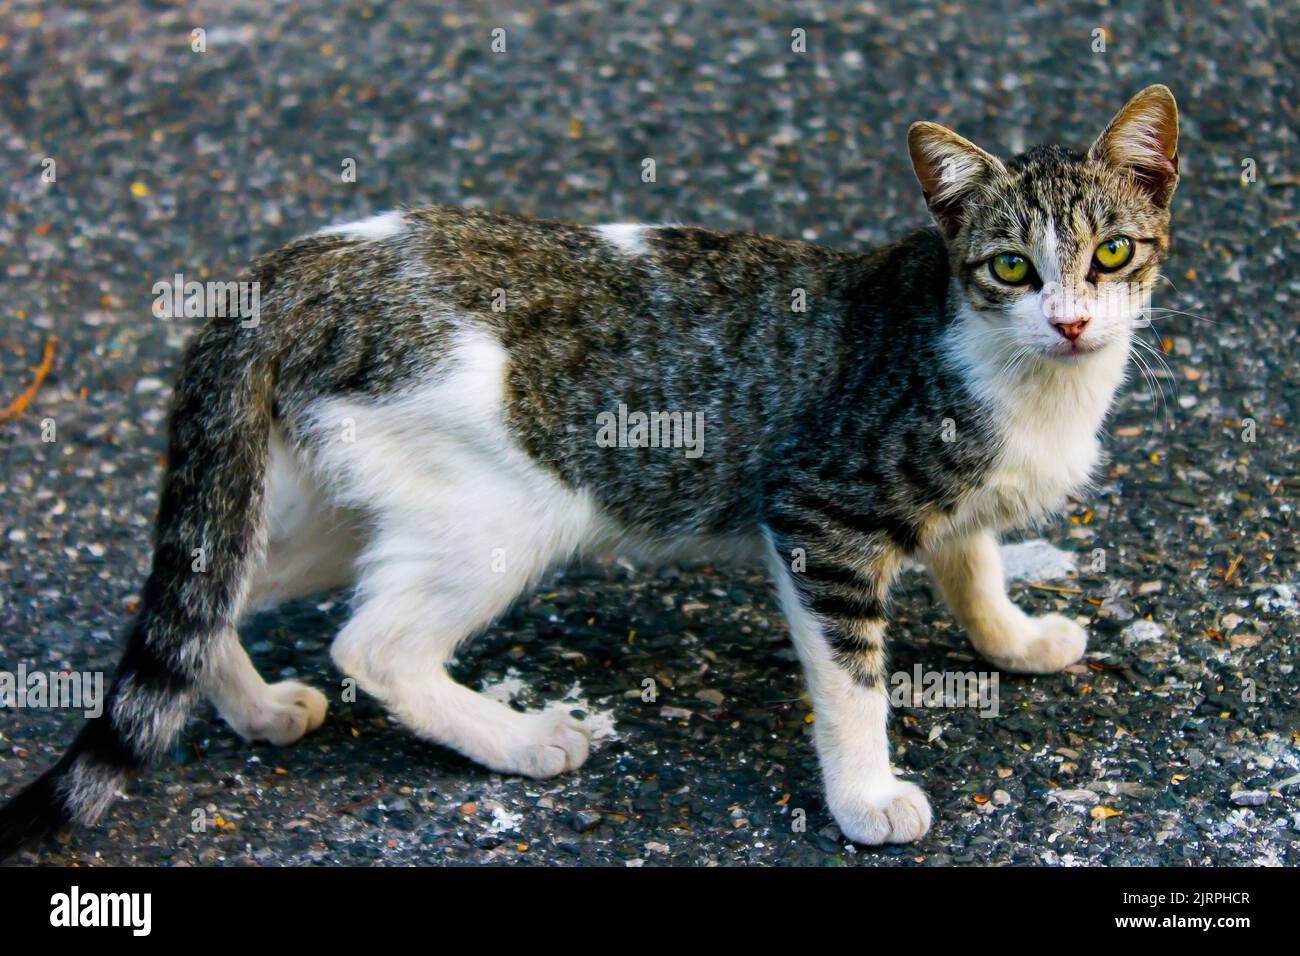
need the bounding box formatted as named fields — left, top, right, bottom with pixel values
left=907, top=122, right=1006, bottom=238
left=1088, top=85, right=1179, bottom=208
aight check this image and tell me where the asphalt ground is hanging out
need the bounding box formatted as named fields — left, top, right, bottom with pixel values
left=0, top=0, right=1296, bottom=865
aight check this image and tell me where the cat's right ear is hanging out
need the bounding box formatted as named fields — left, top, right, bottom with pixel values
left=908, top=122, right=1006, bottom=238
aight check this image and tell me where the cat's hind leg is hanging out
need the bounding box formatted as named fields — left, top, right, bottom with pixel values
left=332, top=511, right=595, bottom=778
left=924, top=530, right=1086, bottom=673
left=200, top=430, right=353, bottom=745
left=318, top=429, right=598, bottom=775
left=308, top=328, right=600, bottom=778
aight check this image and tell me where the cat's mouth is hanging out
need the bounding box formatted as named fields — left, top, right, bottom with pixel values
left=1042, top=337, right=1108, bottom=360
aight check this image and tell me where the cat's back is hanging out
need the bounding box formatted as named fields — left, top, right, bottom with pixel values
left=402, top=205, right=855, bottom=336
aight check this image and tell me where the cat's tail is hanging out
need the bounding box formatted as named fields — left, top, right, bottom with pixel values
left=0, top=317, right=274, bottom=861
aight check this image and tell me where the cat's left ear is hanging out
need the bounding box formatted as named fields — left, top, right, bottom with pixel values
left=1089, top=84, right=1179, bottom=208
left=908, top=122, right=1007, bottom=238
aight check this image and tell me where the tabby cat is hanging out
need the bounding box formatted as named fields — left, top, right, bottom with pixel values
left=0, top=86, right=1178, bottom=852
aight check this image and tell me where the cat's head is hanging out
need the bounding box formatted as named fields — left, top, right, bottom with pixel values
left=908, top=85, right=1178, bottom=361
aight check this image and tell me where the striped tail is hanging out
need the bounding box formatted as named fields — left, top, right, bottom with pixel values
left=0, top=320, right=273, bottom=860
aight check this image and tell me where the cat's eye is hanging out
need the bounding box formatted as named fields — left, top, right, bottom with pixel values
left=990, top=253, right=1031, bottom=285
left=1093, top=236, right=1134, bottom=271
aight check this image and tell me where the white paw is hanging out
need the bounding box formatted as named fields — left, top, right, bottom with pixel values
left=235, top=680, right=329, bottom=746
left=508, top=708, right=591, bottom=780
left=991, top=613, right=1088, bottom=673
left=827, top=778, right=933, bottom=845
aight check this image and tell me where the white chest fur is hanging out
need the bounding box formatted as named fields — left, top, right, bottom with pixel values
left=956, top=403, right=1105, bottom=533
left=944, top=315, right=1131, bottom=536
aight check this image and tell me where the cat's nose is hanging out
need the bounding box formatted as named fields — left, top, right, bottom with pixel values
left=1052, top=317, right=1090, bottom=341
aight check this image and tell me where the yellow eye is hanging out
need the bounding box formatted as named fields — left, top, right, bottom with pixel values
left=1094, top=236, right=1133, bottom=271
left=991, top=253, right=1030, bottom=284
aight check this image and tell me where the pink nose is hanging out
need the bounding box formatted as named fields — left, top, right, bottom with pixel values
left=1053, top=317, right=1089, bottom=341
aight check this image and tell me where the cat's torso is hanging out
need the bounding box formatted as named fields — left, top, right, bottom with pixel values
left=262, top=206, right=1118, bottom=558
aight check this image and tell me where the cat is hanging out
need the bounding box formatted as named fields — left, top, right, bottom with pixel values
left=0, top=85, right=1178, bottom=854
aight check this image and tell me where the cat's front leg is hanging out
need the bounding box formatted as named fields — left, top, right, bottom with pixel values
left=765, top=532, right=931, bottom=845
left=924, top=530, right=1087, bottom=673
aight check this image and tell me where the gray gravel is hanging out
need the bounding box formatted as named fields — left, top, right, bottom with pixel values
left=1, top=0, right=1297, bottom=866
